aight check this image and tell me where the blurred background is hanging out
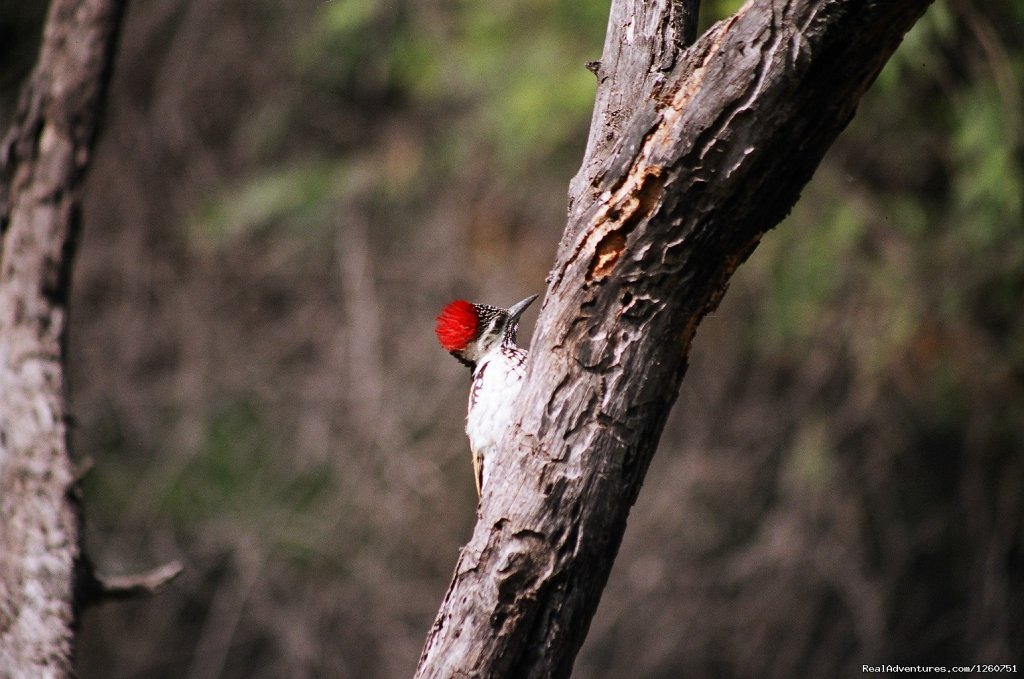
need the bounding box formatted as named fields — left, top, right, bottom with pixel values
left=2, top=0, right=1022, bottom=676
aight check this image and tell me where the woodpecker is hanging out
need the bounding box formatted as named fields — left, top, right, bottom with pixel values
left=435, top=294, right=538, bottom=496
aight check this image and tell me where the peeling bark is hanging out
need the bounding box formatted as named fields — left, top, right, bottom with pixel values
left=0, top=0, right=125, bottom=676
left=416, top=0, right=933, bottom=677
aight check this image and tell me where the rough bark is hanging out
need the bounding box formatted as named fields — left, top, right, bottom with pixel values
left=0, top=0, right=126, bottom=676
left=416, top=0, right=934, bottom=677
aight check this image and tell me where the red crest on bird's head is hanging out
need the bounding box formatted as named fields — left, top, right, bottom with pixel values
left=436, top=300, right=478, bottom=352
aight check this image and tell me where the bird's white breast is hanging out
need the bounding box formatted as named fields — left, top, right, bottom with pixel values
left=466, top=346, right=527, bottom=488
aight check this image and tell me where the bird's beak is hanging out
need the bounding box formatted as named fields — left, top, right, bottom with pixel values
left=507, top=294, right=539, bottom=321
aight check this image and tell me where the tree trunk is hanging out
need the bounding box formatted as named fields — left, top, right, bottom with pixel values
left=416, top=0, right=934, bottom=677
left=0, top=0, right=126, bottom=676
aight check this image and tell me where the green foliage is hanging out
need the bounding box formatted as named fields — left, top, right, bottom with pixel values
left=443, top=0, right=604, bottom=167
left=308, top=0, right=607, bottom=169
left=191, top=164, right=341, bottom=245
left=875, top=0, right=958, bottom=91
left=951, top=82, right=1023, bottom=233
left=201, top=0, right=608, bottom=246
left=700, top=0, right=746, bottom=27
left=784, top=418, right=836, bottom=491
left=759, top=200, right=868, bottom=350
left=160, top=402, right=333, bottom=526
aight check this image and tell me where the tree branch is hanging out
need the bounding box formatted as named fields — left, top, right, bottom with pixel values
left=416, top=0, right=934, bottom=677
left=0, top=0, right=126, bottom=675
left=78, top=559, right=184, bottom=605
left=570, top=0, right=702, bottom=213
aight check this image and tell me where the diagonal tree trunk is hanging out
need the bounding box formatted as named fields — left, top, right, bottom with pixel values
left=416, top=0, right=934, bottom=677
left=0, top=0, right=126, bottom=675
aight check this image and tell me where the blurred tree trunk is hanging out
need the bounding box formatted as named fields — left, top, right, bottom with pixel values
left=416, top=0, right=934, bottom=677
left=0, top=0, right=125, bottom=675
